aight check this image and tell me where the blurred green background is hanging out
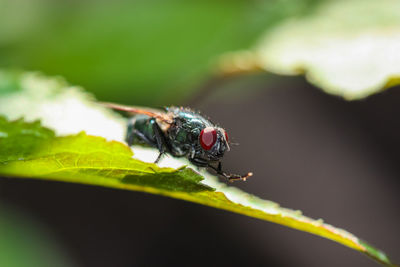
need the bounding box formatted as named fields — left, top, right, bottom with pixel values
left=0, top=0, right=320, bottom=105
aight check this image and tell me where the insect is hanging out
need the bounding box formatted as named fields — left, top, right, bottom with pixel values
left=102, top=102, right=253, bottom=181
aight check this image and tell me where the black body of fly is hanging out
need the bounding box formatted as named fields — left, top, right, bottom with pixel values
left=103, top=103, right=252, bottom=181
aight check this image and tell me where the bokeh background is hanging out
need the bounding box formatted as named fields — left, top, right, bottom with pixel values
left=0, top=0, right=399, bottom=266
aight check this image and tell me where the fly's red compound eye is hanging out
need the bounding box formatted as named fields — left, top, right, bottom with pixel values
left=224, top=131, right=229, bottom=142
left=200, top=127, right=217, bottom=150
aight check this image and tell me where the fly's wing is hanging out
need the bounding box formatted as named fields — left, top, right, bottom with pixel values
left=101, top=102, right=173, bottom=124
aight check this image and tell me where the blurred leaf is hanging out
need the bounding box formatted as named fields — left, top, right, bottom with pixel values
left=0, top=205, right=74, bottom=267
left=0, top=70, right=396, bottom=266
left=0, top=0, right=324, bottom=105
left=221, top=0, right=400, bottom=100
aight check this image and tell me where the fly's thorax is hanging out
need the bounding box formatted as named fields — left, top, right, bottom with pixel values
left=168, top=108, right=230, bottom=161
left=166, top=116, right=201, bottom=156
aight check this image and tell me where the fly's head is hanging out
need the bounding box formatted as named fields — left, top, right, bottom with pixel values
left=195, top=126, right=230, bottom=162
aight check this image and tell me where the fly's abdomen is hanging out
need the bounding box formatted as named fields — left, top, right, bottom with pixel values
left=126, top=115, right=157, bottom=147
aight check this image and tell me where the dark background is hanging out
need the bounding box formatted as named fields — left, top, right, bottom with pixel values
left=1, top=75, right=399, bottom=266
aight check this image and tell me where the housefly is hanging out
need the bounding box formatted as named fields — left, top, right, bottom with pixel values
left=102, top=102, right=253, bottom=181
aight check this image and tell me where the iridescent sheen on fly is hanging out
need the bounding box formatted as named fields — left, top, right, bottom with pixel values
left=103, top=103, right=252, bottom=181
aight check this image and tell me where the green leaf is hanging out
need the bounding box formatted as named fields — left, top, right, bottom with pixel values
left=220, top=0, right=400, bottom=100
left=0, top=70, right=396, bottom=266
left=0, top=118, right=213, bottom=193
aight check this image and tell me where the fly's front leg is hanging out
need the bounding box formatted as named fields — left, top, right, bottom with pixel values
left=190, top=158, right=252, bottom=182
left=209, top=162, right=253, bottom=182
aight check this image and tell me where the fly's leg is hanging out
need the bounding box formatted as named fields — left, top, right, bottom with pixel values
left=150, top=118, right=169, bottom=164
left=187, top=153, right=205, bottom=172
left=209, top=162, right=253, bottom=182
left=190, top=158, right=252, bottom=182
left=189, top=145, right=197, bottom=160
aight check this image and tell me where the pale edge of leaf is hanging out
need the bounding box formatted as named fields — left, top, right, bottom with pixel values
left=217, top=50, right=400, bottom=101
left=216, top=0, right=400, bottom=100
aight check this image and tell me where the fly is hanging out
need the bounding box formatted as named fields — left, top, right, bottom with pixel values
left=102, top=102, right=253, bottom=181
